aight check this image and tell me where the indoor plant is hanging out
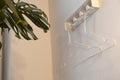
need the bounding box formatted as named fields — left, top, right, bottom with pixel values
left=0, top=0, right=50, bottom=80
left=0, top=0, right=50, bottom=48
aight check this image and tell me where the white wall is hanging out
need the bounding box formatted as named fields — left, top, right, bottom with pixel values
left=49, top=0, right=120, bottom=80
left=11, top=0, right=53, bottom=80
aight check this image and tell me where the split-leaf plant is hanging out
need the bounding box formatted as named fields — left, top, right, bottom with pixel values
left=0, top=0, right=50, bottom=49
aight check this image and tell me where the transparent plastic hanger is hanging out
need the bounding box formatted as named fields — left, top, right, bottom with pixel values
left=69, top=9, right=117, bottom=69
left=66, top=12, right=92, bottom=49
left=74, top=6, right=116, bottom=52
left=64, top=4, right=117, bottom=72
left=67, top=5, right=116, bottom=51
left=70, top=11, right=103, bottom=50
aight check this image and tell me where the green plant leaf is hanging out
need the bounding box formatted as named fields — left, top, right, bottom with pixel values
left=0, top=0, right=50, bottom=49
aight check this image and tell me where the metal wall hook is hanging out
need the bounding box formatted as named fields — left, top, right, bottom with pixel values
left=65, top=0, right=101, bottom=31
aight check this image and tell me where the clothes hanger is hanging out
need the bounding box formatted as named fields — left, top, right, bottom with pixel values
left=66, top=4, right=116, bottom=51
left=81, top=6, right=116, bottom=51
left=72, top=10, right=104, bottom=50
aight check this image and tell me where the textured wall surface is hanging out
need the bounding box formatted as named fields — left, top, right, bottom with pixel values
left=49, top=0, right=120, bottom=80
